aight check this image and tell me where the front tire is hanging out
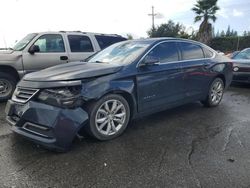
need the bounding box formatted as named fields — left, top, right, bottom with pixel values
left=202, top=78, right=224, bottom=107
left=0, top=72, right=17, bottom=101
left=85, top=94, right=130, bottom=140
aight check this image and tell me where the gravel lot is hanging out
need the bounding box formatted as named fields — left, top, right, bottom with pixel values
left=0, top=84, right=250, bottom=188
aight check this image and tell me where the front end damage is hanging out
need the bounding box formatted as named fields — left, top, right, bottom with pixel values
left=5, top=80, right=89, bottom=151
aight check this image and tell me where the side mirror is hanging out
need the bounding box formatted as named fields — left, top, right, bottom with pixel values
left=140, top=56, right=159, bottom=67
left=28, top=45, right=40, bottom=54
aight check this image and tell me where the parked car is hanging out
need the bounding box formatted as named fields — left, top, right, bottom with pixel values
left=227, top=50, right=239, bottom=58
left=0, top=31, right=127, bottom=101
left=5, top=38, right=233, bottom=151
left=231, top=48, right=250, bottom=83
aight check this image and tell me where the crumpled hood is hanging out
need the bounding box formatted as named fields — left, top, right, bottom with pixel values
left=0, top=50, right=22, bottom=61
left=23, top=61, right=123, bottom=82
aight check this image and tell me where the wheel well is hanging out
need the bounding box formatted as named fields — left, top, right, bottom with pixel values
left=77, top=91, right=136, bottom=137
left=83, top=91, right=136, bottom=119
left=0, top=66, right=20, bottom=81
left=111, top=91, right=135, bottom=119
left=217, top=74, right=226, bottom=87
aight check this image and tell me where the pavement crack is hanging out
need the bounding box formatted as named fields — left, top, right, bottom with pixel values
left=0, top=133, right=12, bottom=140
left=16, top=151, right=47, bottom=172
left=188, top=138, right=202, bottom=188
left=234, top=131, right=245, bottom=149
left=157, top=147, right=168, bottom=174
left=222, top=127, right=234, bottom=152
left=16, top=158, right=41, bottom=173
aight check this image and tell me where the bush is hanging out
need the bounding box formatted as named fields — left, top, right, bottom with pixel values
left=210, top=36, right=250, bottom=53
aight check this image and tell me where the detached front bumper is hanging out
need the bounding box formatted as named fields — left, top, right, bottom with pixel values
left=5, top=100, right=88, bottom=151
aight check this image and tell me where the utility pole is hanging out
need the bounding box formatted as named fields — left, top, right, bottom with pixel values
left=236, top=36, right=240, bottom=51
left=148, top=6, right=157, bottom=30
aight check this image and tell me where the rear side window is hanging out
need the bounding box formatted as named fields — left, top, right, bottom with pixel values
left=145, top=42, right=179, bottom=63
left=203, top=47, right=214, bottom=58
left=180, top=42, right=204, bottom=60
left=95, top=35, right=127, bottom=49
left=68, top=35, right=94, bottom=52
left=33, top=34, right=65, bottom=52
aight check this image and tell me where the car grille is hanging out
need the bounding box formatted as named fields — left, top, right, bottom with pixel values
left=12, top=87, right=39, bottom=103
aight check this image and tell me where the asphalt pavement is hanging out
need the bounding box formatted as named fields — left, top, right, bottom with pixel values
left=0, top=84, right=250, bottom=188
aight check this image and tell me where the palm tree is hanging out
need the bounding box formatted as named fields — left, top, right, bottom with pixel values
left=192, top=0, right=219, bottom=44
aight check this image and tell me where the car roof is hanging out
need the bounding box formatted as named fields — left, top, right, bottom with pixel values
left=132, top=37, right=208, bottom=47
left=241, top=48, right=250, bottom=51
left=30, top=31, right=125, bottom=38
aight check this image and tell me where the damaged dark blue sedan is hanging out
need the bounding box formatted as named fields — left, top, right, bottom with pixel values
left=5, top=38, right=233, bottom=151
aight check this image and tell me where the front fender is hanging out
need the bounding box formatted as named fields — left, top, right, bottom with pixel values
left=81, top=76, right=135, bottom=100
left=81, top=77, right=137, bottom=118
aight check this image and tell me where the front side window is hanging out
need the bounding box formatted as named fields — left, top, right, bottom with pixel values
left=95, top=35, right=127, bottom=49
left=33, top=34, right=65, bottom=52
left=68, top=35, right=94, bottom=52
left=180, top=42, right=204, bottom=60
left=145, top=42, right=179, bottom=63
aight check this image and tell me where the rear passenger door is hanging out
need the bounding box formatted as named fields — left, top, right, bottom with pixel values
left=67, top=34, right=96, bottom=61
left=178, top=41, right=212, bottom=100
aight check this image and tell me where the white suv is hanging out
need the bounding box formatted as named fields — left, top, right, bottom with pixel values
left=0, top=31, right=127, bottom=100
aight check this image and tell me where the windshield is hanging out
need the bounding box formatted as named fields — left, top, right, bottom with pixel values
left=87, top=40, right=152, bottom=65
left=233, top=48, right=250, bottom=60
left=13, top=33, right=37, bottom=51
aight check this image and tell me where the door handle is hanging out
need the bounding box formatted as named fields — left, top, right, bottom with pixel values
left=60, top=56, right=68, bottom=60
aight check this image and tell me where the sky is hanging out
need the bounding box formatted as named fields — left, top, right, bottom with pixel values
left=0, top=0, right=249, bottom=48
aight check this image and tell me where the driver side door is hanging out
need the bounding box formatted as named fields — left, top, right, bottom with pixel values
left=22, top=34, right=69, bottom=74
left=136, top=41, right=184, bottom=113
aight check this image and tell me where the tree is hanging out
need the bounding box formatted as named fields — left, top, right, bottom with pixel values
left=192, top=0, right=220, bottom=44
left=243, top=31, right=250, bottom=37
left=220, top=30, right=225, bottom=37
left=216, top=30, right=220, bottom=37
left=126, top=34, right=133, bottom=40
left=226, top=25, right=231, bottom=37
left=233, top=31, right=238, bottom=37
left=217, top=26, right=238, bottom=38
left=147, top=20, right=190, bottom=38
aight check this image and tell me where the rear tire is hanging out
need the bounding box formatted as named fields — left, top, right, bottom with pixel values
left=85, top=94, right=130, bottom=140
left=202, top=78, right=224, bottom=107
left=0, top=72, right=17, bottom=101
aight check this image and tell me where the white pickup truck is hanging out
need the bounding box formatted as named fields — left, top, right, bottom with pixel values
left=0, top=31, right=126, bottom=100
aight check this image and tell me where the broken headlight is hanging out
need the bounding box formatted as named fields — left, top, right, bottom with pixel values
left=37, top=86, right=82, bottom=108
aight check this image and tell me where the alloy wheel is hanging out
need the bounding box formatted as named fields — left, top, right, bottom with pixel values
left=210, top=80, right=224, bottom=105
left=95, top=99, right=126, bottom=136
